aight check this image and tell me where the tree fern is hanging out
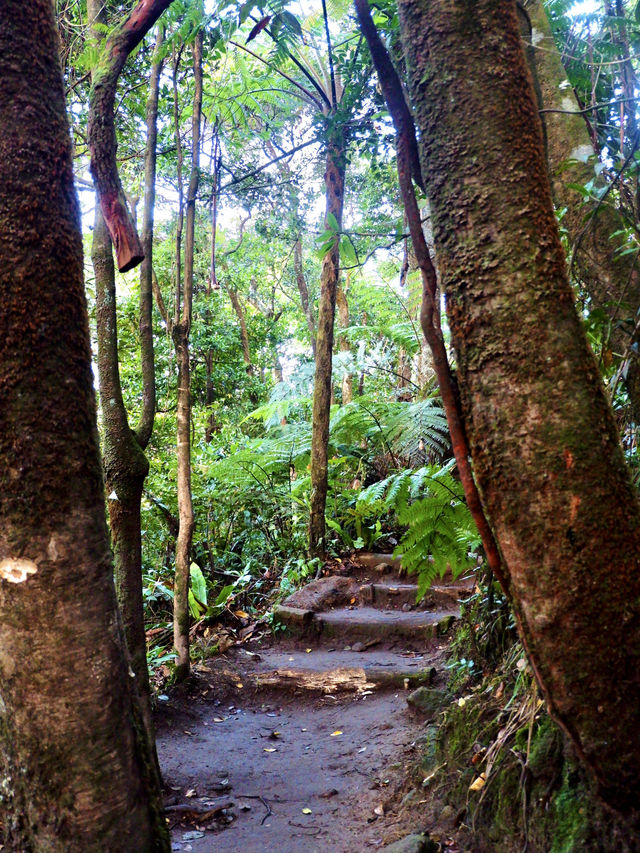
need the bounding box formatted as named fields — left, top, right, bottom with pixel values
left=357, top=461, right=479, bottom=598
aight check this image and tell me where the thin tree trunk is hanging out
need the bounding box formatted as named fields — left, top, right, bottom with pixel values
left=172, top=28, right=202, bottom=682
left=89, top=0, right=162, bottom=777
left=137, top=24, right=164, bottom=448
left=336, top=284, right=353, bottom=404
left=227, top=286, right=254, bottom=374
left=309, top=134, right=346, bottom=557
left=523, top=0, right=640, bottom=420
left=294, top=237, right=317, bottom=354
left=206, top=131, right=222, bottom=442
left=399, top=0, right=640, bottom=815
left=0, top=1, right=169, bottom=847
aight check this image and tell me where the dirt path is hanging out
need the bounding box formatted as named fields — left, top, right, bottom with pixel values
left=156, top=555, right=470, bottom=852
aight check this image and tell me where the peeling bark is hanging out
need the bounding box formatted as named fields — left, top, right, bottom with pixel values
left=399, top=0, right=640, bottom=815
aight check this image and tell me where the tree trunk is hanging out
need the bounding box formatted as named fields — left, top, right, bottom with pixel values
left=227, top=286, right=254, bottom=374
left=92, top=209, right=158, bottom=767
left=88, top=0, right=175, bottom=272
left=137, top=24, right=164, bottom=448
left=336, top=284, right=353, bottom=403
left=399, top=0, right=640, bottom=815
left=309, top=133, right=346, bottom=557
left=0, top=1, right=169, bottom=848
left=172, top=28, right=203, bottom=682
left=294, top=237, right=317, bottom=354
left=523, top=0, right=640, bottom=420
left=89, top=0, right=162, bottom=775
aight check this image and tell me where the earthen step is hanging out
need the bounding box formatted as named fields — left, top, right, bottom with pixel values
left=273, top=604, right=458, bottom=643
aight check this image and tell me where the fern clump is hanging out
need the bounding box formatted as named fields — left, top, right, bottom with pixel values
left=357, top=461, right=480, bottom=600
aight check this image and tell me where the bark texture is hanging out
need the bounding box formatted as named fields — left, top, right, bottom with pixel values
left=0, top=1, right=168, bottom=848
left=522, top=0, right=640, bottom=419
left=309, top=134, right=346, bottom=556
left=399, top=0, right=640, bottom=814
left=355, top=0, right=506, bottom=590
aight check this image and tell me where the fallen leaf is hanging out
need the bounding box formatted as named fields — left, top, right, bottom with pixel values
left=358, top=746, right=367, bottom=753
left=469, top=773, right=486, bottom=791
left=213, top=717, right=225, bottom=723
left=234, top=610, right=249, bottom=619
left=302, top=808, right=312, bottom=815
left=374, top=804, right=384, bottom=816
left=330, top=730, right=343, bottom=737
left=306, top=648, right=312, bottom=653
left=268, top=731, right=281, bottom=739
left=236, top=683, right=243, bottom=688
left=263, top=748, right=277, bottom=753
left=185, top=789, right=197, bottom=798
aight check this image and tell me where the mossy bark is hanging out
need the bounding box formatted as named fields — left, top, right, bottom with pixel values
left=0, top=1, right=169, bottom=848
left=309, top=134, right=346, bottom=557
left=398, top=0, right=640, bottom=815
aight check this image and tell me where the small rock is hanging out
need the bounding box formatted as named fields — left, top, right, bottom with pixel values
left=352, top=641, right=365, bottom=652
left=182, top=831, right=205, bottom=841
left=407, top=687, right=448, bottom=718
left=380, top=833, right=438, bottom=853
left=401, top=602, right=411, bottom=612
left=440, top=804, right=455, bottom=822
left=400, top=788, right=422, bottom=809
left=374, top=562, right=393, bottom=573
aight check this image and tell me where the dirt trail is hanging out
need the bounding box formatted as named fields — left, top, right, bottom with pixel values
left=156, top=555, right=471, bottom=852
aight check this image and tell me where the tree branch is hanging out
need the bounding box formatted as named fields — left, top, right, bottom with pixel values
left=88, top=0, right=175, bottom=273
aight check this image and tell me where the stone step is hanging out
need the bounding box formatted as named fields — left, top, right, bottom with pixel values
left=273, top=604, right=458, bottom=644
left=359, top=579, right=472, bottom=611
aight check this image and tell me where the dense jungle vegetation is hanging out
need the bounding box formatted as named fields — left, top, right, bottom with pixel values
left=2, top=0, right=640, bottom=848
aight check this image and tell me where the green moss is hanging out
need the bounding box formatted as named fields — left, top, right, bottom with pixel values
left=417, top=655, right=632, bottom=851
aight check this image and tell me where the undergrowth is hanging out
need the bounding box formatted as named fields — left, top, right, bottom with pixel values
left=398, top=582, right=637, bottom=852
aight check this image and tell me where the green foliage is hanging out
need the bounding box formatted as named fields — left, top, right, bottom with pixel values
left=358, top=461, right=480, bottom=598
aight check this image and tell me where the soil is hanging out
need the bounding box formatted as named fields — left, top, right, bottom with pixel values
left=155, top=556, right=470, bottom=852
left=157, top=642, right=450, bottom=852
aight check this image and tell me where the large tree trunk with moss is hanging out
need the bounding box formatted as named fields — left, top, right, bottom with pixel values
left=172, top=28, right=202, bottom=681
left=309, top=133, right=346, bottom=557
left=0, top=1, right=169, bottom=848
left=89, top=0, right=162, bottom=775
left=522, top=0, right=640, bottom=420
left=399, top=0, right=640, bottom=816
